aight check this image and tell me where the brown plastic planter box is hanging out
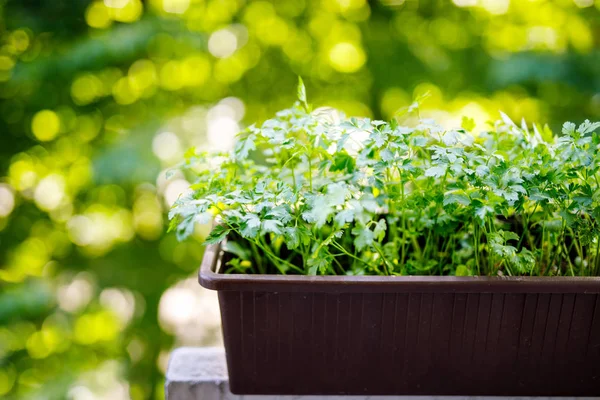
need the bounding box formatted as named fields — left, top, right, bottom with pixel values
left=200, top=243, right=600, bottom=396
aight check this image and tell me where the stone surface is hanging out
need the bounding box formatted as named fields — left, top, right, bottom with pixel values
left=165, top=347, right=596, bottom=400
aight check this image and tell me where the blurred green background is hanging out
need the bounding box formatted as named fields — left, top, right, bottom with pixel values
left=1, top=0, right=600, bottom=398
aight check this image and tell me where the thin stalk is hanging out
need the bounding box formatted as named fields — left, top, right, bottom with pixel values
left=373, top=243, right=392, bottom=276
left=249, top=241, right=265, bottom=274
left=254, top=238, right=305, bottom=274
left=594, top=238, right=600, bottom=276
left=560, top=241, right=576, bottom=276
left=539, top=222, right=546, bottom=275
left=474, top=223, right=481, bottom=275
left=291, top=163, right=297, bottom=189
left=399, top=169, right=407, bottom=267
left=486, top=217, right=495, bottom=275
left=308, top=156, right=313, bottom=191
left=331, top=241, right=373, bottom=269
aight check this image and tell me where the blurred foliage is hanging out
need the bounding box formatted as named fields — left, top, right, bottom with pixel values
left=0, top=0, right=600, bottom=398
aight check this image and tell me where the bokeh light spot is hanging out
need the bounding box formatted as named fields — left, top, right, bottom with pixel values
left=0, top=184, right=15, bottom=218
left=0, top=56, right=15, bottom=71
left=0, top=365, right=16, bottom=395
left=152, top=131, right=182, bottom=162
left=208, top=29, right=238, bottom=58
left=162, top=0, right=190, bottom=14
left=10, top=30, right=30, bottom=52
left=328, top=42, right=366, bottom=73
left=106, top=0, right=143, bottom=23
left=163, top=179, right=190, bottom=207
left=57, top=276, right=94, bottom=313
left=159, top=61, right=184, bottom=91
left=34, top=174, right=66, bottom=211
left=85, top=2, right=112, bottom=29
left=181, top=55, right=211, bottom=86
left=112, top=77, right=138, bottom=105
left=31, top=110, right=61, bottom=142
left=71, top=74, right=104, bottom=105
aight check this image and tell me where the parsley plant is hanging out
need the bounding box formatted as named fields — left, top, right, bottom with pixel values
left=170, top=79, right=600, bottom=277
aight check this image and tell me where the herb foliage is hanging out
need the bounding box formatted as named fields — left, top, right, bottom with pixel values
left=170, top=80, right=600, bottom=277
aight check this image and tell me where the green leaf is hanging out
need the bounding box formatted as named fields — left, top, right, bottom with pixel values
left=373, top=219, right=387, bottom=241
left=441, top=130, right=461, bottom=146
left=475, top=205, right=494, bottom=222
left=443, top=192, right=470, bottom=206
left=302, top=195, right=333, bottom=228
left=308, top=255, right=330, bottom=275
left=330, top=152, right=356, bottom=174
left=425, top=165, right=447, bottom=178
left=501, top=230, right=519, bottom=242
left=266, top=205, right=292, bottom=223
left=562, top=121, right=576, bottom=136
left=578, top=120, right=600, bottom=134
left=326, top=183, right=348, bottom=206
left=262, top=219, right=283, bottom=234
left=223, top=241, right=250, bottom=260
left=283, top=227, right=300, bottom=249
left=352, top=226, right=374, bottom=251
left=461, top=116, right=476, bottom=131
left=334, top=209, right=355, bottom=227
left=455, top=265, right=471, bottom=276
left=204, top=225, right=230, bottom=245
left=297, top=76, right=308, bottom=110
left=499, top=111, right=516, bottom=127
left=240, top=213, right=261, bottom=238
left=234, top=133, right=256, bottom=160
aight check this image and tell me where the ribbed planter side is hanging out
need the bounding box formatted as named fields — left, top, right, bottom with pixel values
left=201, top=244, right=600, bottom=396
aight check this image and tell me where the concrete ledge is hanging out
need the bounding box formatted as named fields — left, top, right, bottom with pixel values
left=165, top=347, right=595, bottom=400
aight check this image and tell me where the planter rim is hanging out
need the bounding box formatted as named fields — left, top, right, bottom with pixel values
left=199, top=243, right=600, bottom=293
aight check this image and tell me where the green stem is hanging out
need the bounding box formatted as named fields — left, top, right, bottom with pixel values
left=373, top=243, right=392, bottom=276
left=474, top=223, right=481, bottom=275
left=561, top=242, right=576, bottom=277
left=540, top=222, right=546, bottom=275
left=291, top=163, right=297, bottom=189
left=399, top=169, right=407, bottom=267
left=331, top=241, right=372, bottom=269
left=594, top=238, right=600, bottom=276
left=308, top=156, right=313, bottom=191
left=253, top=238, right=304, bottom=274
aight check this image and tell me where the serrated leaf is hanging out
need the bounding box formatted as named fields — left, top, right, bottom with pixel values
left=204, top=225, right=230, bottom=244
left=352, top=226, right=374, bottom=251
left=443, top=192, right=470, bottom=206
left=262, top=219, right=283, bottom=234
left=562, top=121, right=576, bottom=136
left=475, top=205, right=494, bottom=222
left=442, top=130, right=461, bottom=146
left=334, top=209, right=355, bottom=227
left=380, top=148, right=394, bottom=162
left=578, top=120, right=600, bottom=134
left=330, top=152, right=356, bottom=174
left=373, top=219, right=387, bottom=241
left=302, top=196, right=333, bottom=228
left=234, top=134, right=256, bottom=160
left=425, top=165, right=447, bottom=178
left=283, top=227, right=300, bottom=249
left=266, top=205, right=292, bottom=224
left=240, top=213, right=261, bottom=238
left=307, top=256, right=329, bottom=275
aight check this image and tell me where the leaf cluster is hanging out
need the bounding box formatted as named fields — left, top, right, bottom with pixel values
left=170, top=80, right=600, bottom=277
